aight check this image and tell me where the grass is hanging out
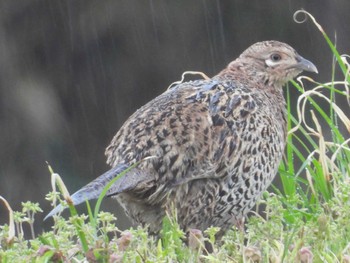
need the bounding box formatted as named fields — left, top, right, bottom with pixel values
left=1, top=10, right=350, bottom=262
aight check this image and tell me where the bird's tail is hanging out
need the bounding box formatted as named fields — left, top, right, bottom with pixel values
left=44, top=163, right=131, bottom=220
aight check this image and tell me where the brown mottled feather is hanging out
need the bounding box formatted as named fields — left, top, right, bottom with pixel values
left=46, top=41, right=317, bottom=235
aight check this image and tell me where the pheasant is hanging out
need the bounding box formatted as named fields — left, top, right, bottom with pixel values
left=46, top=41, right=317, bottom=236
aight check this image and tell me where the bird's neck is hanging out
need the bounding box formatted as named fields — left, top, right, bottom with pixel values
left=215, top=60, right=287, bottom=107
left=216, top=60, right=284, bottom=91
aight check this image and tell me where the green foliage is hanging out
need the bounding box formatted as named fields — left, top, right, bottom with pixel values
left=276, top=10, right=350, bottom=228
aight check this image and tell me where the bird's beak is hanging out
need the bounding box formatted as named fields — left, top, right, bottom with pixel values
left=295, top=55, right=318, bottom=73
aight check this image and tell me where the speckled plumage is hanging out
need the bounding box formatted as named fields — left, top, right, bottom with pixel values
left=46, top=41, right=317, bottom=235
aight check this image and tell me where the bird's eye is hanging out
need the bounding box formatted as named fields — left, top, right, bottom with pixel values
left=270, top=53, right=282, bottom=62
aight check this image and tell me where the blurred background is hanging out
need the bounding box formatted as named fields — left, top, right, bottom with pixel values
left=0, top=0, right=349, bottom=231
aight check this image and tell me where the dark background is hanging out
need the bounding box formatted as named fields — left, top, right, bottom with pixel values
left=0, top=1, right=349, bottom=231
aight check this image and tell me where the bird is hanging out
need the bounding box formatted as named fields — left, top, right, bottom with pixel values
left=46, top=41, right=317, bottom=236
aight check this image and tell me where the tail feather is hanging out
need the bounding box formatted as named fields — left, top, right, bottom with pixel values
left=44, top=163, right=152, bottom=220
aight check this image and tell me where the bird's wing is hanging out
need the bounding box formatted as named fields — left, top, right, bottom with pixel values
left=105, top=78, right=257, bottom=187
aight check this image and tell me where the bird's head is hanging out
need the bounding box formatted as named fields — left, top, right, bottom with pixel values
left=232, top=40, right=318, bottom=87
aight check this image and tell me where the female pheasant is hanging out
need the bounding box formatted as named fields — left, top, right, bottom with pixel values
left=46, top=41, right=317, bottom=235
